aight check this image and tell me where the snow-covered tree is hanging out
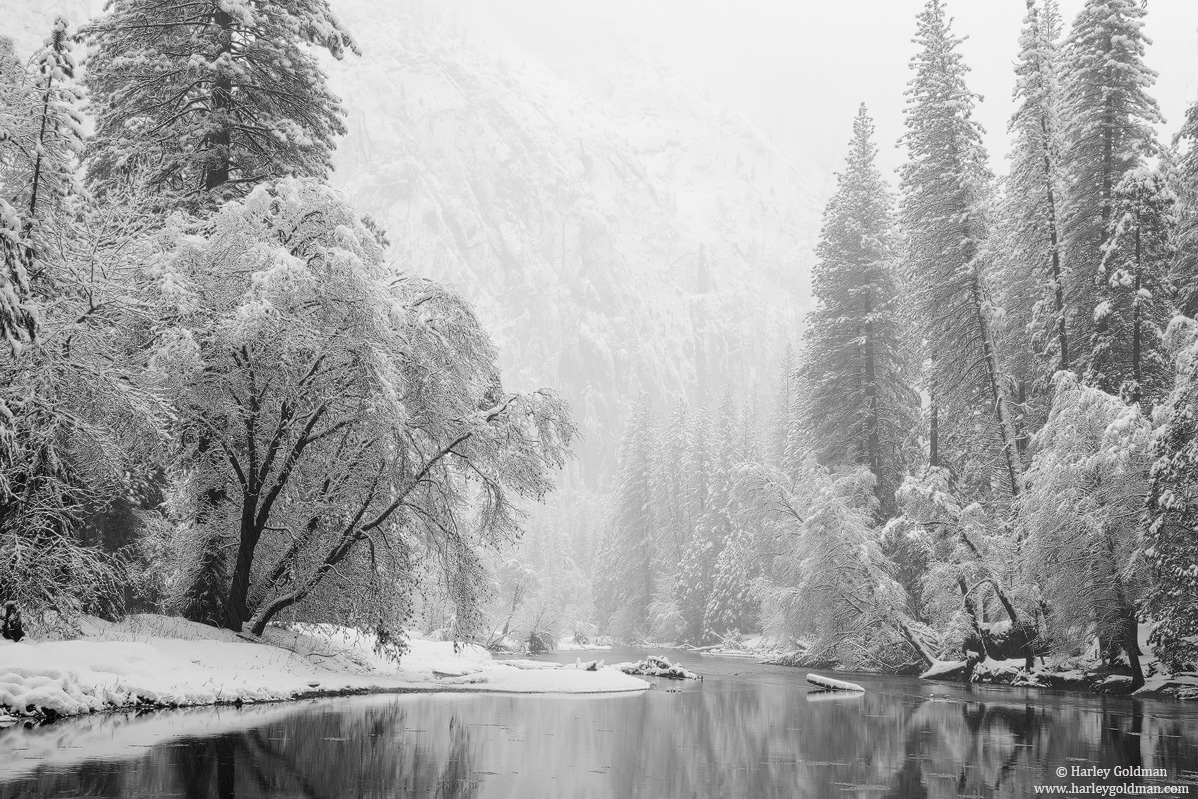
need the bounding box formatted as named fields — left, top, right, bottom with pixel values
left=1021, top=373, right=1151, bottom=686
left=748, top=461, right=936, bottom=670
left=995, top=0, right=1068, bottom=444
left=674, top=394, right=735, bottom=643
left=0, top=191, right=164, bottom=625
left=769, top=345, right=796, bottom=468
left=146, top=178, right=573, bottom=638
left=20, top=19, right=86, bottom=272
left=1058, top=0, right=1162, bottom=364
left=702, top=501, right=759, bottom=640
left=0, top=19, right=86, bottom=351
left=1171, top=100, right=1198, bottom=317
left=85, top=0, right=357, bottom=209
left=899, top=0, right=1021, bottom=500
left=1141, top=319, right=1198, bottom=672
left=1086, top=168, right=1175, bottom=408
left=652, top=401, right=695, bottom=568
left=0, top=44, right=36, bottom=352
left=798, top=105, right=917, bottom=516
left=890, top=468, right=1037, bottom=667
left=594, top=394, right=659, bottom=640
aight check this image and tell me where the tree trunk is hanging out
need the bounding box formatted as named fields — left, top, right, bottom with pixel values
left=223, top=492, right=261, bottom=631
left=894, top=617, right=936, bottom=669
left=929, top=384, right=940, bottom=469
left=959, top=577, right=992, bottom=660
left=1013, top=381, right=1029, bottom=460
left=862, top=288, right=885, bottom=512
left=1040, top=115, right=1069, bottom=372
left=969, top=289, right=1022, bottom=497
left=203, top=9, right=234, bottom=192
left=1124, top=612, right=1145, bottom=691
left=1131, top=221, right=1142, bottom=407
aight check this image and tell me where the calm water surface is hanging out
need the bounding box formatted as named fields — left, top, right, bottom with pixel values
left=2, top=647, right=1198, bottom=798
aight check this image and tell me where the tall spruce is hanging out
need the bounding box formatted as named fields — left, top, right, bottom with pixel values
left=1173, top=100, right=1198, bottom=317
left=0, top=37, right=36, bottom=351
left=1058, top=0, right=1162, bottom=372
left=22, top=19, right=86, bottom=278
left=799, top=105, right=916, bottom=515
left=0, top=20, right=86, bottom=352
left=1141, top=323, right=1198, bottom=672
left=1086, top=168, right=1174, bottom=408
left=996, top=0, right=1067, bottom=444
left=900, top=0, right=1021, bottom=499
left=770, top=345, right=795, bottom=468
left=673, top=399, right=724, bottom=643
left=594, top=395, right=660, bottom=640
left=85, top=0, right=357, bottom=209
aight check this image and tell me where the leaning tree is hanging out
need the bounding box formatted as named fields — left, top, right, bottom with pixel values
left=147, top=178, right=574, bottom=639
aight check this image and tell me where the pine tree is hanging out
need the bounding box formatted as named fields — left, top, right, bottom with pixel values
left=85, top=0, right=357, bottom=209
left=21, top=18, right=86, bottom=277
left=703, top=514, right=758, bottom=640
left=1172, top=100, right=1198, bottom=317
left=0, top=36, right=36, bottom=351
left=1058, top=0, right=1162, bottom=367
left=594, top=395, right=660, bottom=640
left=1086, top=168, right=1174, bottom=408
left=769, top=345, right=795, bottom=468
left=995, top=0, right=1067, bottom=444
left=900, top=0, right=1021, bottom=499
left=674, top=396, right=732, bottom=643
left=1141, top=322, right=1198, bottom=672
left=652, top=402, right=692, bottom=568
left=0, top=19, right=86, bottom=352
left=799, top=105, right=917, bottom=516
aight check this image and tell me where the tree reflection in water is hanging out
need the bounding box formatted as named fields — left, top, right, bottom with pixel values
left=2, top=664, right=1197, bottom=799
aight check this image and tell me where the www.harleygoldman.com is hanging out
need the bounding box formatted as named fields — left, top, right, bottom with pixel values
left=1034, top=767, right=1191, bottom=795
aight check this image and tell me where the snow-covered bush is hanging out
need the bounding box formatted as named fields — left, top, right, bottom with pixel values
left=747, top=460, right=927, bottom=670
left=1142, top=318, right=1198, bottom=671
left=1021, top=373, right=1151, bottom=680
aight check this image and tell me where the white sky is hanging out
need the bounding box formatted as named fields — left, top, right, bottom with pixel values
left=493, top=0, right=1198, bottom=192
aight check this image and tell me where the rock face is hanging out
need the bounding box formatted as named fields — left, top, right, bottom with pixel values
left=325, top=0, right=820, bottom=483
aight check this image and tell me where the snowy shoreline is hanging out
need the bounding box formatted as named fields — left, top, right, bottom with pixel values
left=0, top=615, right=649, bottom=723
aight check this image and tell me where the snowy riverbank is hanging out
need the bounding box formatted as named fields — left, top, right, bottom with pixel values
left=0, top=615, right=649, bottom=721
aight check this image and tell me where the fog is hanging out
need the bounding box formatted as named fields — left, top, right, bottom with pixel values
left=5, top=0, right=1198, bottom=709
left=491, top=0, right=1198, bottom=185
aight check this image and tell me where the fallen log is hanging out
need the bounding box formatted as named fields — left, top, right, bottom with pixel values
left=806, top=673, right=864, bottom=692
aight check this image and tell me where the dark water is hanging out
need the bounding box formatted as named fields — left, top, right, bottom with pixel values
left=3, top=647, right=1198, bottom=798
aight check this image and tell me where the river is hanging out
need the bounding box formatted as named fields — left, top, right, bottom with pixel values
left=2, top=646, right=1197, bottom=798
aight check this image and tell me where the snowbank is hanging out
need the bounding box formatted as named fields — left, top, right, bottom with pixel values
left=0, top=615, right=649, bottom=719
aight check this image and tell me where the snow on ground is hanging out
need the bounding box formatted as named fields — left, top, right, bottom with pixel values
left=0, top=615, right=649, bottom=719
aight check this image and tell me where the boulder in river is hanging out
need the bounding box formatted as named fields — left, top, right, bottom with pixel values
left=613, top=656, right=700, bottom=680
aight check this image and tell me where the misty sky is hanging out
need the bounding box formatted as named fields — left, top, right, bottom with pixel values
left=493, top=0, right=1198, bottom=190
